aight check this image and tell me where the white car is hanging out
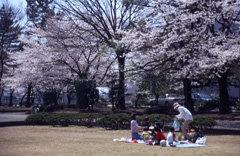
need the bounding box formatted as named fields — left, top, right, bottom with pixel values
left=149, top=94, right=184, bottom=107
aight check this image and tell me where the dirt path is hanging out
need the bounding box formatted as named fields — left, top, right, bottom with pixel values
left=0, top=112, right=29, bottom=122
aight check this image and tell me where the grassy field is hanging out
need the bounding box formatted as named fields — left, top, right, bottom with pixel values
left=0, top=126, right=240, bottom=156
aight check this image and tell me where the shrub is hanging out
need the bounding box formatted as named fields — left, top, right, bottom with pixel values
left=144, top=105, right=170, bottom=114
left=25, top=113, right=103, bottom=127
left=25, top=112, right=52, bottom=125
left=67, top=104, right=78, bottom=108
left=190, top=115, right=217, bottom=131
left=45, top=113, right=76, bottom=127
left=235, top=102, right=240, bottom=110
left=137, top=114, right=173, bottom=130
left=99, top=113, right=130, bottom=130
left=195, top=100, right=219, bottom=111
left=74, top=79, right=99, bottom=109
left=78, top=113, right=102, bottom=127
left=25, top=113, right=218, bottom=132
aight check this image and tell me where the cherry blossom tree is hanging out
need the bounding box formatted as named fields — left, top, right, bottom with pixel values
left=9, top=35, right=52, bottom=107
left=206, top=1, right=240, bottom=114
left=10, top=16, right=116, bottom=108
left=41, top=18, right=115, bottom=82
left=119, top=0, right=240, bottom=113
left=54, top=0, right=149, bottom=109
left=38, top=17, right=116, bottom=109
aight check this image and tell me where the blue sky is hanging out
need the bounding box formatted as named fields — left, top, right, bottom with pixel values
left=0, top=0, right=27, bottom=24
left=1, top=0, right=27, bottom=7
left=10, top=0, right=27, bottom=7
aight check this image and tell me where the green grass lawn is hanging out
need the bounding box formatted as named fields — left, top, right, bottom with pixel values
left=0, top=126, right=240, bottom=156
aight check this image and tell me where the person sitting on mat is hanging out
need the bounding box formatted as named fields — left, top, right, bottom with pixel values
left=131, top=113, right=144, bottom=140
left=148, top=126, right=166, bottom=145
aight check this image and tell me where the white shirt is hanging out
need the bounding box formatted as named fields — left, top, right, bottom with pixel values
left=176, top=106, right=193, bottom=121
left=131, top=120, right=142, bottom=132
left=167, top=132, right=174, bottom=144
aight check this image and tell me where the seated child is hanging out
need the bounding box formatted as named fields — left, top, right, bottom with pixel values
left=167, top=127, right=176, bottom=145
left=155, top=122, right=163, bottom=132
left=142, top=117, right=152, bottom=141
left=149, top=122, right=162, bottom=141
left=148, top=126, right=166, bottom=145
left=143, top=117, right=150, bottom=131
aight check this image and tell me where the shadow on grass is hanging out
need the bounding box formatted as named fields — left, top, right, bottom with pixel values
left=205, top=128, right=240, bottom=135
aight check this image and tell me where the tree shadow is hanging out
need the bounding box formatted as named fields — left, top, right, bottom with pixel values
left=205, top=128, right=240, bottom=135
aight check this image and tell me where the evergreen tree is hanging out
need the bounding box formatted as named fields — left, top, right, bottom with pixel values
left=0, top=3, right=23, bottom=106
left=74, top=78, right=99, bottom=110
left=26, top=0, right=54, bottom=28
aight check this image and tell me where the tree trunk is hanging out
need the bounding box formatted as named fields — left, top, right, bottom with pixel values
left=0, top=59, right=4, bottom=106
left=0, top=88, right=3, bottom=106
left=19, top=92, right=27, bottom=107
left=183, top=78, right=194, bottom=113
left=31, top=91, right=35, bottom=104
left=219, top=71, right=229, bottom=114
left=135, top=95, right=140, bottom=108
left=55, top=90, right=60, bottom=106
left=91, top=102, right=94, bottom=112
left=8, top=88, right=14, bottom=107
left=155, top=94, right=160, bottom=106
left=67, top=94, right=71, bottom=106
left=111, top=83, right=115, bottom=111
left=26, top=84, right=32, bottom=108
left=117, top=55, right=126, bottom=110
left=111, top=97, right=115, bottom=111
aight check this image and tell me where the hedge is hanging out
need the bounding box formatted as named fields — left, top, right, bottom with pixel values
left=144, top=105, right=170, bottom=114
left=25, top=113, right=217, bottom=131
left=25, top=112, right=52, bottom=125
left=25, top=113, right=102, bottom=127
left=137, top=114, right=173, bottom=130
left=98, top=113, right=130, bottom=130
left=190, top=115, right=217, bottom=131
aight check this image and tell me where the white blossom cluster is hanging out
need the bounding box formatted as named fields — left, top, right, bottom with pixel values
left=119, top=0, right=240, bottom=82
left=4, top=0, right=240, bottom=96
left=9, top=17, right=116, bottom=92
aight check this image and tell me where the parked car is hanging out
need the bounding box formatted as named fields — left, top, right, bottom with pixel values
left=192, top=93, right=218, bottom=102
left=192, top=93, right=219, bottom=111
left=149, top=94, right=184, bottom=107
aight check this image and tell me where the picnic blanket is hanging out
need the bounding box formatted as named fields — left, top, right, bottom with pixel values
left=175, top=143, right=208, bottom=148
left=113, top=138, right=145, bottom=143
left=169, top=140, right=208, bottom=148
left=113, top=138, right=208, bottom=148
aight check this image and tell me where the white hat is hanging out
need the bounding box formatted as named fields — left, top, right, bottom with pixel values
left=173, top=103, right=181, bottom=109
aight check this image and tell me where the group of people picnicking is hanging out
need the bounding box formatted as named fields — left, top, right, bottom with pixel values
left=131, top=103, right=193, bottom=145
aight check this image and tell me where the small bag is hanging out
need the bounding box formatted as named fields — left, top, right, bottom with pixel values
left=195, top=137, right=206, bottom=144
left=193, top=131, right=204, bottom=143
left=172, top=120, right=180, bottom=131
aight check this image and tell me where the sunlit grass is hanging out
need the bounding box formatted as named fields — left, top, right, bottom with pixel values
left=0, top=126, right=240, bottom=156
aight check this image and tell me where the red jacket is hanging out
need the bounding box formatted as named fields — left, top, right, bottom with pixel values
left=155, top=131, right=166, bottom=141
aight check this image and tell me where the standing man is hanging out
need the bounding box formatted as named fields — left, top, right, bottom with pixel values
left=173, top=103, right=193, bottom=140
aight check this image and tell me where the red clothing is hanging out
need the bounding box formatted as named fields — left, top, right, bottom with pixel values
left=155, top=131, right=166, bottom=141
left=173, top=133, right=175, bottom=140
